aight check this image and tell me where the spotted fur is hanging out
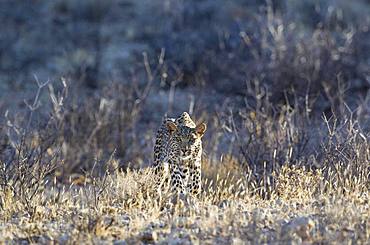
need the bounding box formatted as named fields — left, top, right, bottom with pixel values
left=153, top=112, right=206, bottom=196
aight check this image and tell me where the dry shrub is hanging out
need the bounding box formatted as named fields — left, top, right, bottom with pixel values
left=0, top=80, right=61, bottom=217
left=0, top=78, right=153, bottom=219
left=202, top=155, right=249, bottom=204
left=218, top=79, right=369, bottom=200
left=319, top=113, right=370, bottom=195
left=202, top=155, right=243, bottom=182
left=77, top=164, right=164, bottom=214
left=274, top=165, right=322, bottom=201
left=116, top=167, right=162, bottom=211
left=235, top=80, right=310, bottom=169
left=151, top=1, right=369, bottom=111
left=0, top=78, right=151, bottom=180
left=241, top=10, right=366, bottom=105
left=217, top=80, right=311, bottom=199
left=55, top=82, right=147, bottom=176
left=0, top=1, right=369, bottom=243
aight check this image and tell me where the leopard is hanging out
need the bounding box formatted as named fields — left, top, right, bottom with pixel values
left=153, top=112, right=206, bottom=197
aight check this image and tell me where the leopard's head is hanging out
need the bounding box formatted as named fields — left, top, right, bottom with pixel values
left=166, top=121, right=206, bottom=161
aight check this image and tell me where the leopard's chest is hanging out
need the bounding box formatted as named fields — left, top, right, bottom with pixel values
left=178, top=158, right=197, bottom=182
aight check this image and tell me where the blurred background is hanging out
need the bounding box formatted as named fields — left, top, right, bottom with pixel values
left=0, top=0, right=369, bottom=178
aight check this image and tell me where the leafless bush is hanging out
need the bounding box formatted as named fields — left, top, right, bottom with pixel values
left=221, top=79, right=310, bottom=182
left=54, top=60, right=160, bottom=176
left=239, top=12, right=367, bottom=107
left=218, top=78, right=369, bottom=199
left=0, top=79, right=61, bottom=216
left=0, top=1, right=369, bottom=243
left=319, top=111, right=369, bottom=194
left=0, top=73, right=154, bottom=216
left=149, top=1, right=369, bottom=112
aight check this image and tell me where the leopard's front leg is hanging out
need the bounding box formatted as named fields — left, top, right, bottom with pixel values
left=170, top=163, right=187, bottom=195
left=154, top=161, right=170, bottom=194
left=187, top=161, right=201, bottom=196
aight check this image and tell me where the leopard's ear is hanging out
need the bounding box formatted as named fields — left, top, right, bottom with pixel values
left=181, top=112, right=191, bottom=119
left=166, top=121, right=177, bottom=134
left=195, top=123, right=207, bottom=137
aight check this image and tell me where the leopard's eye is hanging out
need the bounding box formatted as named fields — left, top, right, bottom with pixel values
left=191, top=134, right=197, bottom=141
left=189, top=136, right=195, bottom=144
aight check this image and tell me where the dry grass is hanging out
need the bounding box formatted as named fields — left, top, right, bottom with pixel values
left=0, top=161, right=368, bottom=243
left=0, top=1, right=369, bottom=243
left=0, top=81, right=369, bottom=244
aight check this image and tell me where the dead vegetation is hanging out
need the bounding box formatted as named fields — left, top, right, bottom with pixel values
left=0, top=77, right=369, bottom=243
left=0, top=0, right=370, bottom=243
